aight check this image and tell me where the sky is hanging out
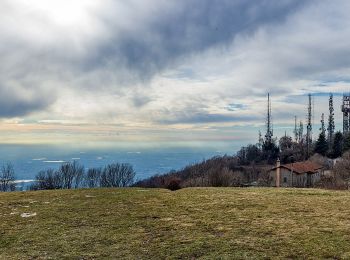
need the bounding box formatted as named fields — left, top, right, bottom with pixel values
left=1, top=0, right=350, bottom=148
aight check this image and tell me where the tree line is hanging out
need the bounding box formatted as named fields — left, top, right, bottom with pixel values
left=134, top=155, right=270, bottom=190
left=136, top=124, right=350, bottom=190
left=237, top=129, right=350, bottom=166
left=0, top=161, right=136, bottom=192
left=236, top=93, right=350, bottom=165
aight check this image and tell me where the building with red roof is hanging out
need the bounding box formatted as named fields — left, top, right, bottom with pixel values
left=269, top=160, right=324, bottom=187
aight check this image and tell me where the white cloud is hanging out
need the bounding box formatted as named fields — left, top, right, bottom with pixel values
left=1, top=0, right=350, bottom=143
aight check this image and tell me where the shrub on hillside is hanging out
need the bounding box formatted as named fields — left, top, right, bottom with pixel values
left=257, top=169, right=272, bottom=186
left=333, top=152, right=350, bottom=189
left=166, top=177, right=182, bottom=191
left=208, top=167, right=245, bottom=187
left=0, top=163, right=16, bottom=192
left=314, top=174, right=346, bottom=190
left=134, top=155, right=269, bottom=189
left=30, top=169, right=62, bottom=190
left=30, top=161, right=85, bottom=190
left=209, top=167, right=231, bottom=187
left=309, top=153, right=332, bottom=170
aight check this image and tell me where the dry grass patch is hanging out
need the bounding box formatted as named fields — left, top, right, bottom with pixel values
left=1, top=187, right=350, bottom=259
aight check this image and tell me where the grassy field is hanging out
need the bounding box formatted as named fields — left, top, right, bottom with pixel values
left=1, top=187, right=350, bottom=259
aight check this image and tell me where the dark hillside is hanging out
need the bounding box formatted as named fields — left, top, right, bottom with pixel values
left=134, top=155, right=270, bottom=189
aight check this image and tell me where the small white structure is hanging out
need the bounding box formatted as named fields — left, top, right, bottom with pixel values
left=269, top=160, right=323, bottom=188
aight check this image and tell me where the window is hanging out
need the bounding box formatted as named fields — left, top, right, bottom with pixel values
left=283, top=177, right=287, bottom=183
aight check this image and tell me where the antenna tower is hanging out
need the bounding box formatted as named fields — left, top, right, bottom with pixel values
left=342, top=93, right=350, bottom=134
left=299, top=120, right=304, bottom=143
left=258, top=130, right=263, bottom=149
left=306, top=94, right=312, bottom=157
left=328, top=93, right=335, bottom=147
left=293, top=116, right=298, bottom=142
left=320, top=113, right=325, bottom=135
left=265, top=93, right=273, bottom=144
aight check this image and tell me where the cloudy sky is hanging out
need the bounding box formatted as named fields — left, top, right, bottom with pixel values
left=1, top=0, right=350, bottom=147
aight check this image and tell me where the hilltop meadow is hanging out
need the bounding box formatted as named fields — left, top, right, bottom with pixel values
left=1, top=187, right=350, bottom=259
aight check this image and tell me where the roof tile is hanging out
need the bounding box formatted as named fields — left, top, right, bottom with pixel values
left=272, top=161, right=323, bottom=174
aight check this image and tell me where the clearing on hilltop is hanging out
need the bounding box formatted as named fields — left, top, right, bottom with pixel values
left=1, top=187, right=350, bottom=259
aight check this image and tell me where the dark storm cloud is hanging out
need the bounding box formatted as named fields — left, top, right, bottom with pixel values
left=0, top=97, right=48, bottom=118
left=0, top=0, right=311, bottom=118
left=0, top=85, right=53, bottom=117
left=85, top=0, right=310, bottom=79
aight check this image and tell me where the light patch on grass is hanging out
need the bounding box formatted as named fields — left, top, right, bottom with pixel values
left=20, top=212, right=37, bottom=218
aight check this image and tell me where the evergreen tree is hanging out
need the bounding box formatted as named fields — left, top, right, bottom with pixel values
left=279, top=135, right=293, bottom=151
left=246, top=144, right=261, bottom=163
left=279, top=135, right=295, bottom=163
left=343, top=133, right=350, bottom=152
left=237, top=144, right=262, bottom=165
left=331, top=131, right=343, bottom=158
left=262, top=140, right=279, bottom=164
left=314, top=132, right=328, bottom=156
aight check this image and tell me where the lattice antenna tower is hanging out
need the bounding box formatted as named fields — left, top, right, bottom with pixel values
left=342, top=93, right=350, bottom=134
left=299, top=120, right=304, bottom=142
left=306, top=94, right=312, bottom=157
left=293, top=116, right=298, bottom=142
left=313, top=95, right=315, bottom=131
left=265, top=93, right=273, bottom=144
left=320, top=113, right=325, bottom=135
left=258, top=130, right=263, bottom=149
left=328, top=93, right=335, bottom=147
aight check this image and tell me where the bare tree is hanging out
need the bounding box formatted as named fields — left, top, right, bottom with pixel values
left=257, top=169, right=273, bottom=186
left=73, top=162, right=85, bottom=189
left=333, top=152, right=350, bottom=189
left=30, top=169, right=62, bottom=190
left=58, top=161, right=85, bottom=189
left=0, top=163, right=16, bottom=192
left=309, top=153, right=331, bottom=170
left=85, top=167, right=102, bottom=188
left=101, top=163, right=135, bottom=187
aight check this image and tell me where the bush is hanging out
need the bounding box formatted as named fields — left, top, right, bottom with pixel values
left=257, top=169, right=272, bottom=186
left=314, top=174, right=346, bottom=190
left=30, top=169, right=62, bottom=190
left=0, top=163, right=16, bottom=192
left=134, top=155, right=255, bottom=189
left=30, top=161, right=85, bottom=190
left=166, top=177, right=182, bottom=191
left=333, top=152, right=350, bottom=188
left=209, top=167, right=235, bottom=187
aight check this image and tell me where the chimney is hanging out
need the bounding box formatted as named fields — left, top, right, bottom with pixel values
left=276, top=158, right=281, bottom=188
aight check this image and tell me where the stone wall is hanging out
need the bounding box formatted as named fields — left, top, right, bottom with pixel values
left=270, top=168, right=322, bottom=187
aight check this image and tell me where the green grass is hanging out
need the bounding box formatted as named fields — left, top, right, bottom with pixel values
left=1, top=187, right=350, bottom=259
